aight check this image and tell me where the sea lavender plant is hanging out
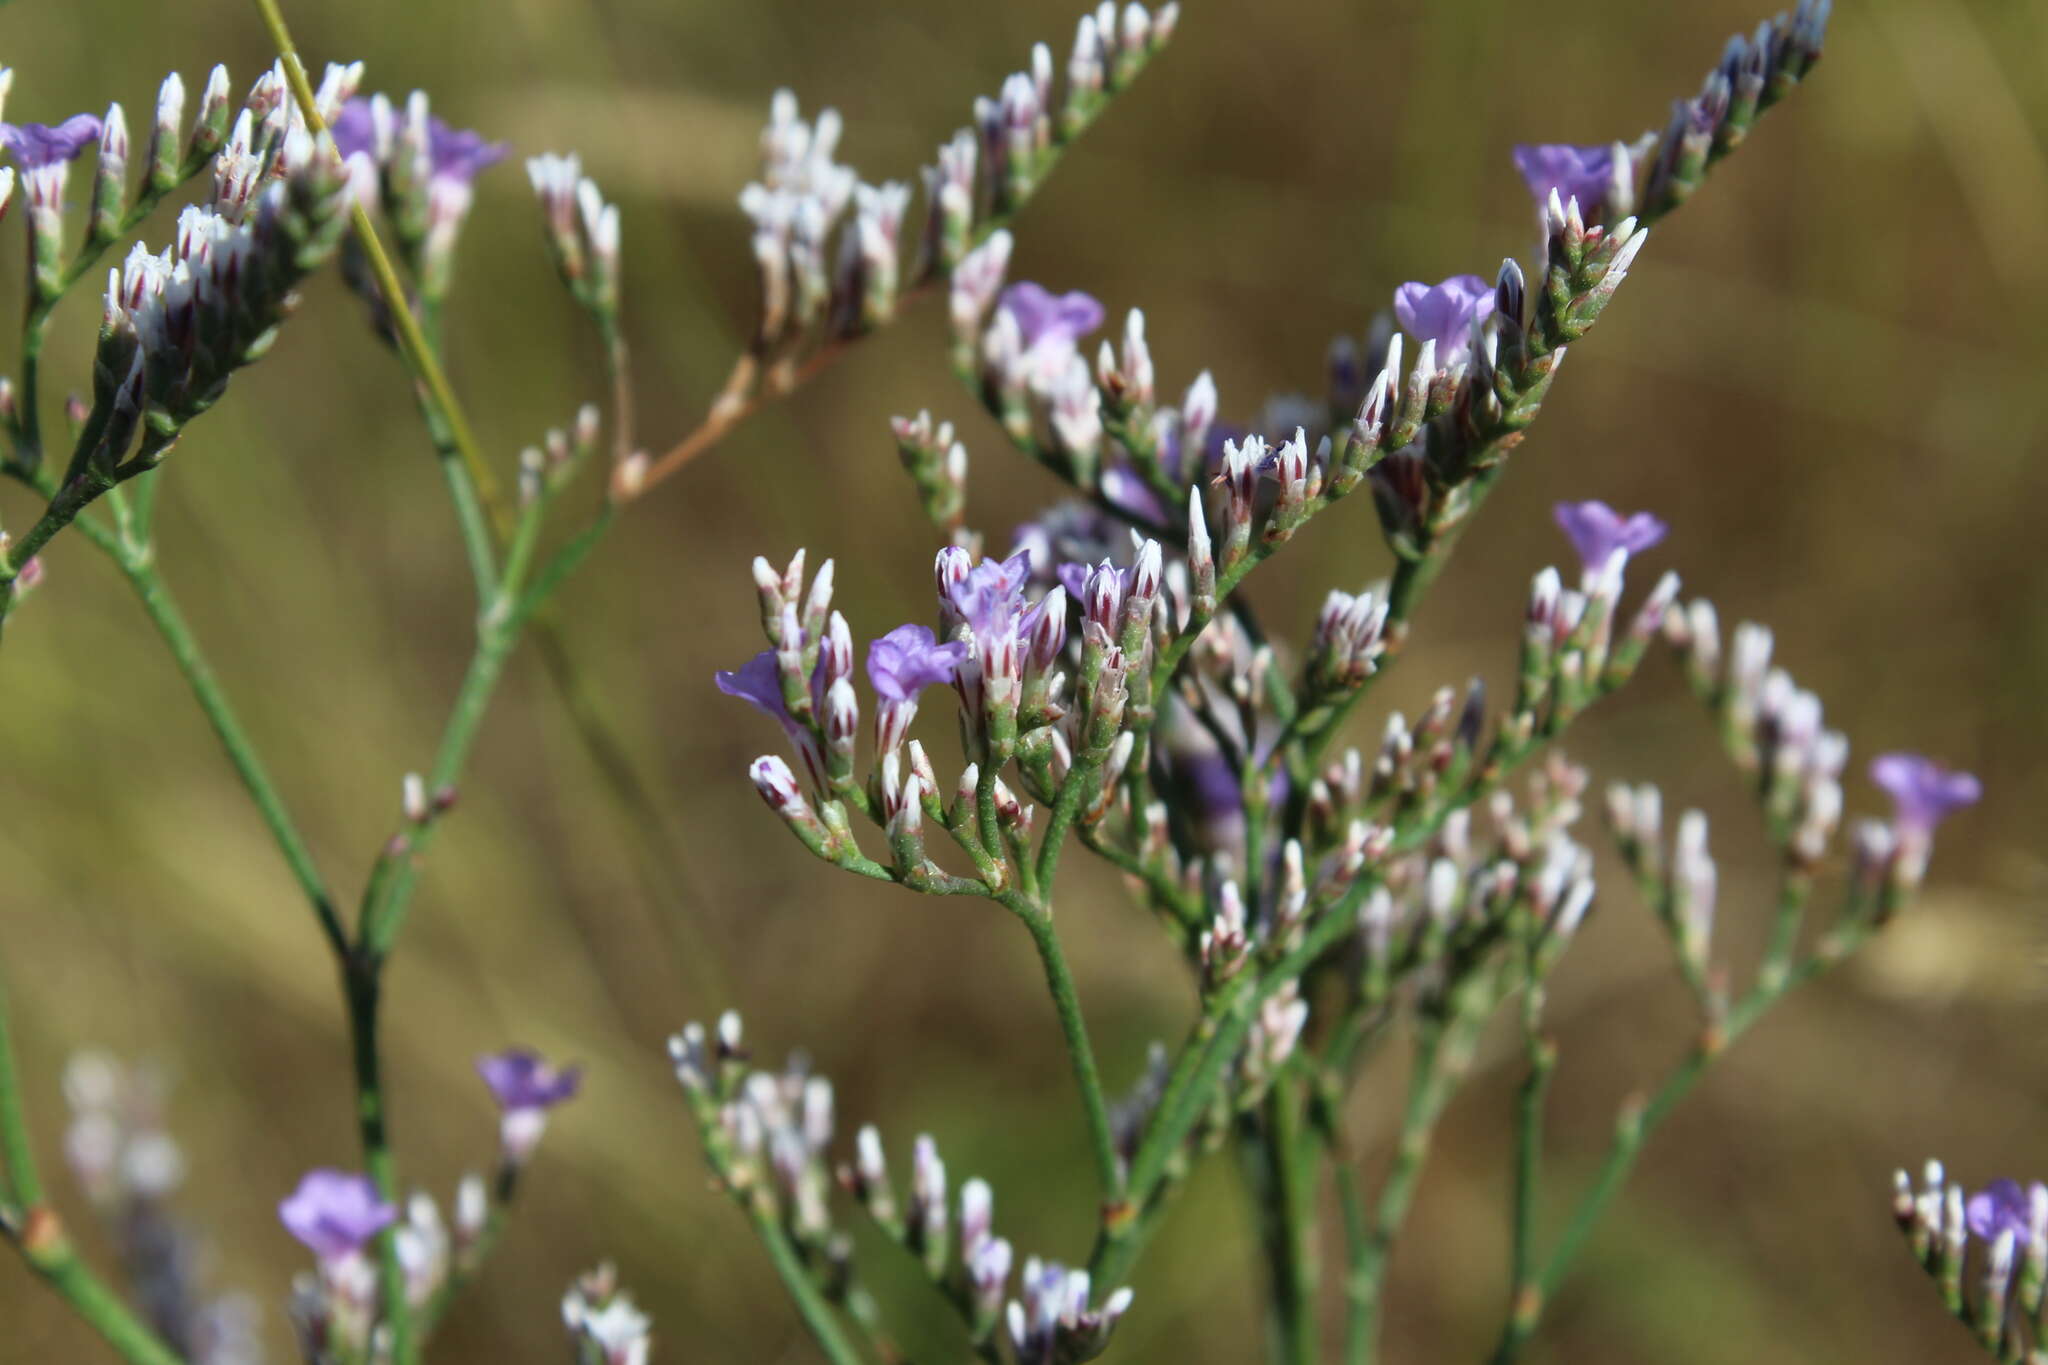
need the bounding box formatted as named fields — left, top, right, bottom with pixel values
left=0, top=2, right=1971, bottom=1364
left=0, top=3, right=1171, bottom=1361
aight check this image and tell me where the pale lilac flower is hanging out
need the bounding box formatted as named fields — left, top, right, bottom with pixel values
left=328, top=100, right=381, bottom=162
left=0, top=114, right=104, bottom=170
left=1513, top=143, right=1615, bottom=213
left=939, top=549, right=1035, bottom=737
left=868, top=624, right=969, bottom=753
left=867, top=624, right=969, bottom=702
left=718, top=650, right=829, bottom=792
left=2, top=113, right=102, bottom=224
left=477, top=1047, right=583, bottom=1111
left=716, top=650, right=794, bottom=721
left=1552, top=500, right=1667, bottom=575
left=1392, top=275, right=1495, bottom=370
left=426, top=119, right=508, bottom=185
left=1967, top=1180, right=2043, bottom=1243
left=1869, top=754, right=1981, bottom=839
left=477, top=1047, right=581, bottom=1165
left=278, top=1170, right=396, bottom=1261
left=999, top=282, right=1104, bottom=390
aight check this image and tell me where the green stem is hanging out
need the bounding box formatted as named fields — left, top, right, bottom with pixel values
left=1334, top=1158, right=1372, bottom=1365
left=249, top=0, right=505, bottom=519
left=360, top=621, right=518, bottom=959
left=119, top=552, right=349, bottom=956
left=1011, top=899, right=1123, bottom=1204
left=343, top=956, right=415, bottom=1364
left=1254, top=1078, right=1321, bottom=1365
left=0, top=960, right=187, bottom=1365
left=1509, top=1017, right=1556, bottom=1317
left=0, top=959, right=44, bottom=1213
left=1489, top=942, right=1846, bottom=1361
left=750, top=1198, right=869, bottom=1365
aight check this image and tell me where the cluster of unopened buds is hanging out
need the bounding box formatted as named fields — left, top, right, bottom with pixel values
left=669, top=1012, right=1135, bottom=1362
left=721, top=2, right=1178, bottom=419
left=1894, top=1164, right=2048, bottom=1361
left=60, top=1054, right=264, bottom=1365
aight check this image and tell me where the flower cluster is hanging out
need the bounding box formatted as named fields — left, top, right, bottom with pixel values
left=277, top=1045, right=579, bottom=1360
left=722, top=1, right=1177, bottom=423
left=61, top=1053, right=264, bottom=1365
left=670, top=1011, right=1135, bottom=1361
left=563, top=1263, right=653, bottom=1365
left=330, top=88, right=508, bottom=302
left=1894, top=1162, right=2048, bottom=1359
left=93, top=62, right=359, bottom=478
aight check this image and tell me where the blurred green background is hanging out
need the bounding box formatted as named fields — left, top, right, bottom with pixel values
left=3, top=0, right=2045, bottom=1360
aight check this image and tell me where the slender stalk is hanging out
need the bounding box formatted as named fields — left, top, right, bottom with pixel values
left=1254, top=1077, right=1321, bottom=1365
left=750, top=1199, right=869, bottom=1365
left=1334, top=1158, right=1372, bottom=1365
left=0, top=960, right=187, bottom=1365
left=119, top=553, right=349, bottom=955
left=360, top=621, right=518, bottom=959
left=249, top=0, right=505, bottom=517
left=343, top=956, right=415, bottom=1365
left=1509, top=1016, right=1557, bottom=1316
left=1009, top=899, right=1123, bottom=1203
left=1489, top=941, right=1847, bottom=1361
left=0, top=960, right=45, bottom=1213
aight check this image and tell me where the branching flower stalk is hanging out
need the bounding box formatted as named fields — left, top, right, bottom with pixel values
left=0, top=3, right=1985, bottom=1364
left=0, top=4, right=1175, bottom=1364
left=676, top=5, right=1977, bottom=1364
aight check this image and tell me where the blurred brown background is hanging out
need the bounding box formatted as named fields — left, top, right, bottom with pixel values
left=2, top=0, right=2045, bottom=1360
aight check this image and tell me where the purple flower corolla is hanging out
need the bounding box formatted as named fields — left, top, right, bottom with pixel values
left=868, top=624, right=969, bottom=754
left=937, top=548, right=1036, bottom=736
left=427, top=121, right=508, bottom=185
left=478, top=1048, right=580, bottom=1166
left=0, top=115, right=104, bottom=170
left=717, top=650, right=828, bottom=793
left=943, top=548, right=1034, bottom=641
left=715, top=650, right=792, bottom=721
left=330, top=97, right=507, bottom=186
left=1966, top=1179, right=2045, bottom=1244
left=1392, top=275, right=1495, bottom=370
left=866, top=625, right=968, bottom=702
left=477, top=1048, right=582, bottom=1112
left=2, top=114, right=103, bottom=220
left=329, top=100, right=380, bottom=162
left=1512, top=142, right=1615, bottom=213
left=1869, top=754, right=1981, bottom=838
left=1000, top=282, right=1104, bottom=389
left=278, top=1169, right=397, bottom=1261
left=1552, top=500, right=1667, bottom=577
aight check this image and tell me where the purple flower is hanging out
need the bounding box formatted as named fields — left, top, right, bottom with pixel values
left=329, top=97, right=507, bottom=186
left=1967, top=1179, right=2044, bottom=1244
left=1512, top=143, right=1615, bottom=213
left=1000, top=282, right=1104, bottom=388
left=944, top=549, right=1034, bottom=641
left=427, top=119, right=508, bottom=186
left=866, top=625, right=968, bottom=703
left=868, top=624, right=970, bottom=753
left=1392, top=275, right=1495, bottom=369
left=715, top=650, right=792, bottom=722
left=278, top=1170, right=397, bottom=1261
left=329, top=99, right=380, bottom=162
left=1000, top=282, right=1104, bottom=351
left=478, top=1048, right=581, bottom=1166
left=1552, top=500, right=1667, bottom=574
left=476, top=1048, right=582, bottom=1113
left=1870, top=754, right=1981, bottom=838
left=0, top=114, right=104, bottom=170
